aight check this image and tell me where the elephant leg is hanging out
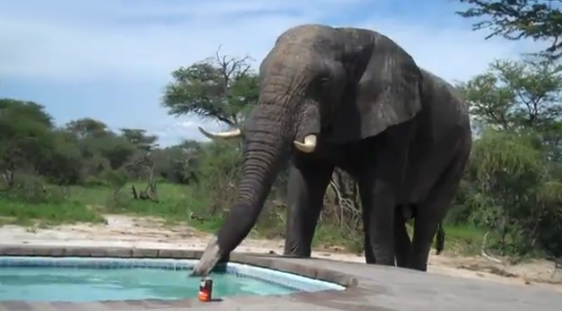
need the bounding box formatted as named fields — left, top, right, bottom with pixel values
left=394, top=205, right=411, bottom=268
left=362, top=207, right=376, bottom=264
left=283, top=155, right=334, bottom=257
left=358, top=177, right=400, bottom=267
left=345, top=169, right=375, bottom=264
left=358, top=126, right=414, bottom=266
left=409, top=148, right=469, bottom=271
left=364, top=205, right=411, bottom=266
left=434, top=221, right=445, bottom=255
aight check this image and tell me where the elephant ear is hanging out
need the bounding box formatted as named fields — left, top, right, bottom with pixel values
left=328, top=34, right=423, bottom=143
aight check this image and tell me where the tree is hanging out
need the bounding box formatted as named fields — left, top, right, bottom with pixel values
left=120, top=128, right=158, bottom=151
left=0, top=99, right=57, bottom=186
left=151, top=140, right=202, bottom=184
left=38, top=130, right=83, bottom=185
left=457, top=0, right=562, bottom=59
left=460, top=58, right=562, bottom=131
left=457, top=57, right=562, bottom=257
left=160, top=48, right=262, bottom=218
left=95, top=135, right=137, bottom=170
left=66, top=118, right=109, bottom=138
left=162, top=47, right=259, bottom=127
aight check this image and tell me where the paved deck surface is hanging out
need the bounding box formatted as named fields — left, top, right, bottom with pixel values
left=0, top=245, right=560, bottom=311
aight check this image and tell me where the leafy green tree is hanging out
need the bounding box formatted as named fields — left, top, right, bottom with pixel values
left=66, top=118, right=109, bottom=138
left=0, top=99, right=57, bottom=185
left=195, top=141, right=243, bottom=214
left=457, top=57, right=562, bottom=256
left=162, top=48, right=259, bottom=127
left=461, top=58, right=562, bottom=130
left=95, top=135, right=137, bottom=170
left=120, top=128, right=158, bottom=151
left=161, top=48, right=262, bottom=215
left=39, top=130, right=83, bottom=185
left=457, top=0, right=562, bottom=59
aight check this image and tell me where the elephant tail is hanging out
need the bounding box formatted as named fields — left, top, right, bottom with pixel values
left=435, top=222, right=445, bottom=255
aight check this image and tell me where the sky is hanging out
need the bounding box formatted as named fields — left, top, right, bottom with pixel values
left=0, top=0, right=542, bottom=146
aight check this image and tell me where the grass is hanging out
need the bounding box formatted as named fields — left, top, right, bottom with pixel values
left=0, top=182, right=485, bottom=255
left=0, top=198, right=105, bottom=226
left=69, top=183, right=207, bottom=221
left=440, top=224, right=484, bottom=255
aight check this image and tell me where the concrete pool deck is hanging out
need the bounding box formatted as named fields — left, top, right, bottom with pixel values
left=0, top=245, right=560, bottom=311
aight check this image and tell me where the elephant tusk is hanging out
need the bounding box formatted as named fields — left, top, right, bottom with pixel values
left=198, top=127, right=242, bottom=140
left=293, top=134, right=317, bottom=153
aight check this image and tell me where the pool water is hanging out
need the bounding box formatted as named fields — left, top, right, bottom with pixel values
left=0, top=267, right=294, bottom=302
left=0, top=257, right=343, bottom=302
left=0, top=267, right=295, bottom=301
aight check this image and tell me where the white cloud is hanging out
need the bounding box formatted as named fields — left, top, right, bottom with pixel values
left=109, top=117, right=224, bottom=147
left=0, top=0, right=362, bottom=81
left=0, top=0, right=541, bottom=144
left=148, top=119, right=219, bottom=146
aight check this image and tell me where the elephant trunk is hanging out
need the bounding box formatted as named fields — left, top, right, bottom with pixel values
left=192, top=80, right=300, bottom=276
left=216, top=135, right=285, bottom=251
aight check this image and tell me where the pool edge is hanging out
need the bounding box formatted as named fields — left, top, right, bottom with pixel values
left=0, top=244, right=361, bottom=310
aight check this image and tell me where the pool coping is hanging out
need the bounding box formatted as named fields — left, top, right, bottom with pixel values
left=0, top=245, right=360, bottom=310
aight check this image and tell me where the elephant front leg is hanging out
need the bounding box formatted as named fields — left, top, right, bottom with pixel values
left=358, top=126, right=414, bottom=266
left=362, top=206, right=411, bottom=266
left=284, top=155, right=334, bottom=257
left=362, top=208, right=376, bottom=264
left=359, top=179, right=397, bottom=266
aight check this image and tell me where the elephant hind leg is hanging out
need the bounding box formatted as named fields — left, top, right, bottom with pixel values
left=394, top=206, right=412, bottom=268
left=434, top=222, right=445, bottom=255
left=409, top=147, right=470, bottom=271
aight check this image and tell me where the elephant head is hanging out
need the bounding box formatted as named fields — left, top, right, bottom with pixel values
left=192, top=24, right=423, bottom=275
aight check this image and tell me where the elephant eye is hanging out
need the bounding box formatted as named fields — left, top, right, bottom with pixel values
left=313, top=75, right=331, bottom=95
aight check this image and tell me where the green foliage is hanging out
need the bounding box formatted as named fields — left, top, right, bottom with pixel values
left=457, top=0, right=562, bottom=59
left=162, top=50, right=259, bottom=127
left=459, top=58, right=562, bottom=131
left=103, top=168, right=128, bottom=189
left=455, top=56, right=562, bottom=257
left=0, top=173, right=105, bottom=225
left=120, top=128, right=158, bottom=151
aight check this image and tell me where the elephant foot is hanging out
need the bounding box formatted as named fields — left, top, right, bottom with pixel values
left=283, top=244, right=312, bottom=258
left=363, top=248, right=376, bottom=264
left=282, top=249, right=312, bottom=258
left=406, top=264, right=428, bottom=272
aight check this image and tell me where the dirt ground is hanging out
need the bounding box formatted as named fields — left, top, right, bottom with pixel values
left=1, top=214, right=561, bottom=292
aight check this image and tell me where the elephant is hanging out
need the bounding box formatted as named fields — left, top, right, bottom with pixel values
left=435, top=222, right=445, bottom=255
left=191, top=24, right=472, bottom=276
left=395, top=205, right=446, bottom=267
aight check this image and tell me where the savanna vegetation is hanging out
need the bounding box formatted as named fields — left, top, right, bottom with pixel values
left=2, top=3, right=562, bottom=263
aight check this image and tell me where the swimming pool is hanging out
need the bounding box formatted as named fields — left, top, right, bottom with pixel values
left=0, top=256, right=344, bottom=302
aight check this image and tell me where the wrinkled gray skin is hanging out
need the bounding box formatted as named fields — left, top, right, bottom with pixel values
left=191, top=24, right=471, bottom=276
